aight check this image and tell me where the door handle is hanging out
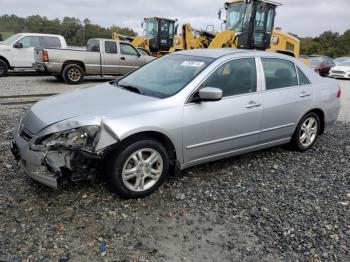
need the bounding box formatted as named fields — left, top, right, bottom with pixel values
left=246, top=101, right=261, bottom=109
left=299, top=92, right=311, bottom=98
left=121, top=57, right=126, bottom=60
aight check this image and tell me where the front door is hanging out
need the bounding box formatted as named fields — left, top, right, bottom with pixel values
left=12, top=36, right=41, bottom=67
left=119, top=43, right=144, bottom=75
left=183, top=58, right=263, bottom=163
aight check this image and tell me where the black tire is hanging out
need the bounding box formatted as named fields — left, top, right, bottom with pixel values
left=54, top=75, right=64, bottom=81
left=62, top=64, right=84, bottom=84
left=290, top=112, right=321, bottom=151
left=0, top=59, right=8, bottom=77
left=108, top=139, right=169, bottom=199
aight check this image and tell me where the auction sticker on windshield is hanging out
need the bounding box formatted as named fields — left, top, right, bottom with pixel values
left=181, top=61, right=205, bottom=67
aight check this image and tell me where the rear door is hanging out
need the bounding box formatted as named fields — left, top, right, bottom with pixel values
left=259, top=57, right=313, bottom=143
left=12, top=36, right=41, bottom=67
left=119, top=43, right=144, bottom=75
left=101, top=40, right=121, bottom=75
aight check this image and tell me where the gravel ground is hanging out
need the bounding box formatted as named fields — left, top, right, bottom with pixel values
left=1, top=73, right=114, bottom=96
left=0, top=76, right=349, bottom=261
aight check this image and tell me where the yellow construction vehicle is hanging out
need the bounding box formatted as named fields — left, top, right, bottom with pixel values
left=112, top=1, right=300, bottom=58
left=181, top=23, right=216, bottom=50
left=113, top=17, right=184, bottom=56
left=209, top=0, right=300, bottom=57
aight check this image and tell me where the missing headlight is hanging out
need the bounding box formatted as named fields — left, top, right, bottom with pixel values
left=35, top=125, right=100, bottom=150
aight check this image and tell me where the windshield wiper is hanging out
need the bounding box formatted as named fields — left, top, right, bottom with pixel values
left=118, top=84, right=142, bottom=94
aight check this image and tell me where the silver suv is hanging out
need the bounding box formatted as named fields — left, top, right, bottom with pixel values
left=11, top=49, right=342, bottom=198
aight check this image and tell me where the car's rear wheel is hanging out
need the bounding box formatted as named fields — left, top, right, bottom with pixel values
left=62, top=64, right=84, bottom=84
left=108, top=139, right=169, bottom=198
left=0, top=59, right=8, bottom=77
left=291, top=112, right=320, bottom=151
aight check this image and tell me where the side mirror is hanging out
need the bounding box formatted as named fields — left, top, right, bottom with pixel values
left=218, top=9, right=222, bottom=20
left=197, top=87, right=223, bottom=102
left=14, top=42, right=23, bottom=48
left=141, top=22, right=144, bottom=28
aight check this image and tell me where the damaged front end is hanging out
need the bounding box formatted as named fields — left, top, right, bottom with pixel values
left=12, top=120, right=119, bottom=188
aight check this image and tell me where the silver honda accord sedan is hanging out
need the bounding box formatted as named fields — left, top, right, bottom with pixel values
left=11, top=49, right=342, bottom=198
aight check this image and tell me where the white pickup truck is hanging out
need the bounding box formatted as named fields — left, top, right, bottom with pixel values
left=0, top=33, right=67, bottom=77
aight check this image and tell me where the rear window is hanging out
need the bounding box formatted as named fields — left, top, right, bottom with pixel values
left=309, top=57, right=323, bottom=66
left=41, top=37, right=61, bottom=48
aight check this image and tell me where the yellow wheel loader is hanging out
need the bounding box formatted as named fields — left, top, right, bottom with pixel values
left=209, top=0, right=300, bottom=57
left=113, top=17, right=184, bottom=57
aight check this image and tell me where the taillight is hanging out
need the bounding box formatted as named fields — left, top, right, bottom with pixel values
left=336, top=85, right=341, bottom=98
left=43, top=50, right=49, bottom=62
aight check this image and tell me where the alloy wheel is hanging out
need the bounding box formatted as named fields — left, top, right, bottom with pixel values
left=299, top=117, right=318, bottom=147
left=122, top=148, right=163, bottom=192
left=68, top=68, right=81, bottom=82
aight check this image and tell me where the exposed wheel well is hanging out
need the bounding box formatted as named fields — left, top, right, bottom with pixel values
left=62, top=61, right=86, bottom=73
left=115, top=131, right=177, bottom=163
left=306, top=109, right=325, bottom=135
left=0, top=56, right=11, bottom=69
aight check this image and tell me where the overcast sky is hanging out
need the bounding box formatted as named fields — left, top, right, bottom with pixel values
left=0, top=0, right=349, bottom=37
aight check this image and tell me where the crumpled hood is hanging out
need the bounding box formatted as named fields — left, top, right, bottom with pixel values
left=25, top=82, right=158, bottom=134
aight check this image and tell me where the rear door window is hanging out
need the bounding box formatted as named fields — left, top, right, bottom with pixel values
left=40, top=37, right=61, bottom=48
left=261, top=58, right=298, bottom=90
left=105, top=41, right=118, bottom=54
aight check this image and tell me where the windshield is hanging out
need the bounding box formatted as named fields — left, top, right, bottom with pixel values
left=1, top=34, right=23, bottom=45
left=117, top=54, right=214, bottom=98
left=335, top=58, right=350, bottom=64
left=145, top=19, right=158, bottom=37
left=339, top=62, right=350, bottom=67
left=226, top=2, right=250, bottom=31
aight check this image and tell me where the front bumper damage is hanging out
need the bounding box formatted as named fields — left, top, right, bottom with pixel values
left=11, top=120, right=118, bottom=188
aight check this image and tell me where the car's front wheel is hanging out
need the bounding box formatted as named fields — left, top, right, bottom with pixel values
left=108, top=139, right=169, bottom=198
left=62, top=64, right=84, bottom=84
left=291, top=112, right=320, bottom=151
left=0, top=59, right=8, bottom=77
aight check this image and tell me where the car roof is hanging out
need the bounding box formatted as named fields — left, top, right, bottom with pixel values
left=172, top=48, right=254, bottom=59
left=90, top=38, right=131, bottom=44
left=18, top=33, right=63, bottom=37
left=172, top=48, right=296, bottom=60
